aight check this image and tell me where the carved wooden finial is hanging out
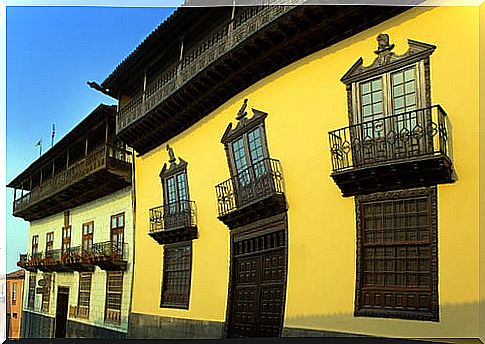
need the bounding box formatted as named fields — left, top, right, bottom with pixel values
left=236, top=98, right=248, bottom=121
left=166, top=144, right=176, bottom=164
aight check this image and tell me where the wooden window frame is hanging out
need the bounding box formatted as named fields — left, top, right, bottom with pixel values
left=31, top=235, right=39, bottom=255
left=221, top=108, right=270, bottom=179
left=77, top=272, right=92, bottom=319
left=110, top=213, right=125, bottom=256
left=62, top=211, right=71, bottom=254
left=354, top=187, right=439, bottom=322
left=45, top=232, right=54, bottom=253
left=160, top=241, right=192, bottom=309
left=160, top=157, right=190, bottom=206
left=104, top=271, right=123, bottom=324
left=41, top=273, right=52, bottom=313
left=82, top=221, right=94, bottom=254
left=341, top=37, right=436, bottom=127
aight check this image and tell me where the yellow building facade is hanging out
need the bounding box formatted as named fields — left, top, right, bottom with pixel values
left=99, top=4, right=483, bottom=340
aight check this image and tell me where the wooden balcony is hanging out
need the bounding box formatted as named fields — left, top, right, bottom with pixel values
left=12, top=144, right=132, bottom=221
left=148, top=200, right=198, bottom=245
left=111, top=5, right=407, bottom=155
left=328, top=105, right=454, bottom=197
left=215, top=158, right=287, bottom=229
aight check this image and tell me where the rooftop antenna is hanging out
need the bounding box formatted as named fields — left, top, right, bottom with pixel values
left=51, top=124, right=56, bottom=148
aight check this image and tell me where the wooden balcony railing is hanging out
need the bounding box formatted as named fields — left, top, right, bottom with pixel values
left=149, top=200, right=197, bottom=233
left=215, top=158, right=285, bottom=218
left=328, top=105, right=452, bottom=173
left=117, top=4, right=298, bottom=133
left=13, top=144, right=132, bottom=214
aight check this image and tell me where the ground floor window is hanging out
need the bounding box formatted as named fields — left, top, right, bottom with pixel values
left=355, top=187, right=438, bottom=321
left=41, top=274, right=52, bottom=313
left=105, top=271, right=123, bottom=324
left=77, top=272, right=92, bottom=318
left=160, top=242, right=192, bottom=309
left=27, top=273, right=36, bottom=310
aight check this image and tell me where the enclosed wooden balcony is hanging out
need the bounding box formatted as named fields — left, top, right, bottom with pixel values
left=148, top=200, right=198, bottom=245
left=215, top=158, right=287, bottom=229
left=8, top=104, right=133, bottom=221
left=104, top=5, right=407, bottom=155
left=328, top=105, right=454, bottom=197
left=11, top=144, right=132, bottom=221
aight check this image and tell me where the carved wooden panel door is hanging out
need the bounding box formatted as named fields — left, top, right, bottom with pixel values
left=227, top=230, right=286, bottom=338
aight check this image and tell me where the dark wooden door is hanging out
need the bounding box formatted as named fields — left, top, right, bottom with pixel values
left=227, top=229, right=286, bottom=338
left=54, top=287, right=69, bottom=338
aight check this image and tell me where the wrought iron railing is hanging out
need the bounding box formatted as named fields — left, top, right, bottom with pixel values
left=13, top=144, right=132, bottom=213
left=215, top=158, right=285, bottom=217
left=17, top=252, right=43, bottom=267
left=92, top=241, right=128, bottom=261
left=149, top=200, right=197, bottom=233
left=117, top=4, right=298, bottom=133
left=328, top=105, right=451, bottom=173
left=44, top=249, right=61, bottom=262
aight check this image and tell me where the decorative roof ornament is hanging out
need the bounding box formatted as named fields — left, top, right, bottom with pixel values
left=341, top=35, right=437, bottom=85
left=160, top=145, right=187, bottom=179
left=166, top=144, right=176, bottom=164
left=236, top=98, right=248, bottom=121
left=374, top=33, right=395, bottom=65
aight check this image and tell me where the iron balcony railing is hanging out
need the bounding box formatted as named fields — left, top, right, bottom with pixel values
left=215, top=158, right=285, bottom=217
left=149, top=200, right=197, bottom=233
left=117, top=4, right=300, bottom=133
left=13, top=144, right=132, bottom=213
left=92, top=241, right=128, bottom=261
left=328, top=105, right=451, bottom=173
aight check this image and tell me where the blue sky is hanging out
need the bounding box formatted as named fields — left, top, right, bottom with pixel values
left=5, top=5, right=178, bottom=273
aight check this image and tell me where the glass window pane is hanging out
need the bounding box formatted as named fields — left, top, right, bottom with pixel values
left=404, top=68, right=414, bottom=81
left=371, top=79, right=382, bottom=91
left=392, top=72, right=403, bottom=84
left=361, top=82, right=370, bottom=94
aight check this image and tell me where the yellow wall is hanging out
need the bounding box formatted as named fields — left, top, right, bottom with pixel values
left=479, top=1, right=485, bottom=342
left=131, top=6, right=480, bottom=338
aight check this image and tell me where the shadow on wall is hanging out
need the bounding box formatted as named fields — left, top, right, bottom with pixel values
left=285, top=300, right=484, bottom=339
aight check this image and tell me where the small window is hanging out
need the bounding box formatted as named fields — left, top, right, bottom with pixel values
left=41, top=273, right=52, bottom=313
left=13, top=313, right=17, bottom=318
left=12, top=283, right=17, bottom=305
left=159, top=145, right=193, bottom=229
left=28, top=273, right=36, bottom=310
left=160, top=242, right=192, bottom=309
left=77, top=273, right=92, bottom=319
left=46, top=232, right=54, bottom=252
left=105, top=271, right=123, bottom=324
left=62, top=225, right=72, bottom=253
left=110, top=213, right=125, bottom=256
left=82, top=222, right=94, bottom=253
left=355, top=187, right=438, bottom=321
left=31, top=235, right=39, bottom=255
